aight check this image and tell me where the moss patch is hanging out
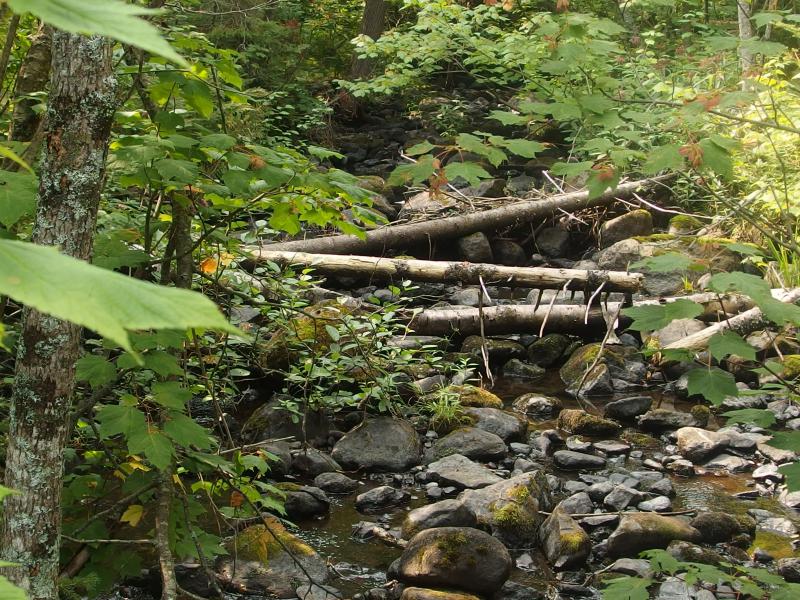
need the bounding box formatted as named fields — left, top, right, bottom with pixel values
left=669, top=214, right=703, bottom=231
left=750, top=530, right=798, bottom=559
left=232, top=520, right=316, bottom=564
left=448, top=384, right=503, bottom=409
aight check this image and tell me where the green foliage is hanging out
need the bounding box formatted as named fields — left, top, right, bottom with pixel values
left=708, top=331, right=756, bottom=361
left=0, top=239, right=238, bottom=355
left=686, top=367, right=737, bottom=406
left=622, top=299, right=703, bottom=332
left=8, top=0, right=188, bottom=66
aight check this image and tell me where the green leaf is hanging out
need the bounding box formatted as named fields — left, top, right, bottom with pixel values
left=0, top=486, right=18, bottom=503
left=455, top=133, right=506, bottom=167
left=180, top=78, right=214, bottom=118
left=151, top=381, right=192, bottom=410
left=643, top=549, right=680, bottom=574
left=622, top=299, right=703, bottom=331
left=550, top=161, right=594, bottom=177
left=768, top=431, right=800, bottom=453
left=631, top=253, right=696, bottom=273
left=199, top=133, right=236, bottom=150
left=163, top=412, right=213, bottom=450
left=779, top=461, right=800, bottom=492
left=602, top=576, right=652, bottom=600
left=444, top=161, right=492, bottom=186
left=708, top=272, right=771, bottom=300
left=772, top=583, right=800, bottom=600
left=268, top=202, right=301, bottom=235
left=387, top=155, right=436, bottom=187
left=686, top=367, right=738, bottom=405
left=76, top=355, right=116, bottom=388
left=0, top=575, right=26, bottom=600
left=405, top=141, right=436, bottom=156
left=127, top=426, right=174, bottom=470
left=144, top=351, right=183, bottom=377
left=8, top=0, right=188, bottom=67
left=0, top=170, right=38, bottom=228
left=0, top=144, right=34, bottom=174
left=698, top=138, right=733, bottom=179
left=723, top=242, right=763, bottom=256
left=587, top=169, right=620, bottom=199
left=154, top=159, right=198, bottom=184
left=498, top=139, right=546, bottom=159
left=740, top=39, right=787, bottom=56
left=96, top=403, right=146, bottom=438
left=0, top=239, right=238, bottom=355
left=709, top=331, right=757, bottom=361
left=642, top=144, right=684, bottom=175
left=488, top=110, right=530, bottom=125
left=723, top=408, right=776, bottom=428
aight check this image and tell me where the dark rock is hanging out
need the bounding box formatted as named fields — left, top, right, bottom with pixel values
left=604, top=396, right=653, bottom=420
left=464, top=408, right=526, bottom=442
left=396, top=527, right=512, bottom=595
left=603, top=486, right=643, bottom=511
left=553, top=451, right=606, bottom=470
left=295, top=583, right=342, bottom=600
left=536, top=228, right=570, bottom=257
left=461, top=336, right=524, bottom=363
left=332, top=417, right=421, bottom=472
left=527, top=334, right=571, bottom=368
left=457, top=233, right=494, bottom=263
left=667, top=540, right=724, bottom=565
left=400, top=588, right=480, bottom=600
left=492, top=240, right=527, bottom=266
left=777, top=557, right=800, bottom=582
left=502, top=359, right=546, bottom=380
left=292, top=448, right=342, bottom=477
left=313, top=472, right=359, bottom=495
left=638, top=409, right=706, bottom=432
left=355, top=486, right=410, bottom=511
left=425, top=427, right=507, bottom=463
left=241, top=398, right=329, bottom=444
left=401, top=500, right=477, bottom=539
left=278, top=484, right=330, bottom=518
left=449, top=287, right=492, bottom=307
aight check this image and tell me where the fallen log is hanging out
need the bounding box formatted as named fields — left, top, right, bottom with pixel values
left=408, top=304, right=616, bottom=336
left=664, top=288, right=800, bottom=353
left=252, top=251, right=644, bottom=293
left=254, top=176, right=671, bottom=255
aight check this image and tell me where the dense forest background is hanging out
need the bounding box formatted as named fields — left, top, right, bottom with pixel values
left=0, top=1, right=799, bottom=600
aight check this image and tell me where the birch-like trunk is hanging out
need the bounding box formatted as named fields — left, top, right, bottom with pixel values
left=737, top=0, right=754, bottom=86
left=1, top=32, right=115, bottom=600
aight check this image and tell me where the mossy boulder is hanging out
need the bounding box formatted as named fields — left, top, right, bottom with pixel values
left=527, top=333, right=571, bottom=368
left=557, top=409, right=621, bottom=436
left=256, top=299, right=358, bottom=372
left=668, top=214, right=703, bottom=235
left=458, top=471, right=553, bottom=547
left=461, top=336, right=524, bottom=363
left=559, top=343, right=645, bottom=397
left=240, top=397, right=330, bottom=444
left=607, top=513, right=701, bottom=558
left=397, top=527, right=512, bottom=596
left=539, top=506, right=592, bottom=569
left=690, top=511, right=756, bottom=543
left=216, top=520, right=327, bottom=597
left=782, top=354, right=800, bottom=378
left=447, top=384, right=503, bottom=409
left=402, top=500, right=478, bottom=539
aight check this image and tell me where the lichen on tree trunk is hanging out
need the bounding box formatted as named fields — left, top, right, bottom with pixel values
left=0, top=32, right=116, bottom=600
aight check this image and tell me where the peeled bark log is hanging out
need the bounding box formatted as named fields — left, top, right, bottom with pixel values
left=252, top=250, right=644, bottom=293
left=1, top=33, right=116, bottom=600
left=664, top=288, right=800, bottom=353
left=256, top=176, right=671, bottom=256
left=408, top=304, right=614, bottom=336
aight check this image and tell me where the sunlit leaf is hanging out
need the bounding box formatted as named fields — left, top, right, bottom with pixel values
left=686, top=367, right=738, bottom=405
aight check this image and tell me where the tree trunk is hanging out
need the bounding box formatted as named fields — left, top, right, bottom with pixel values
left=252, top=250, right=644, bottom=293
left=0, top=13, right=20, bottom=87
left=1, top=32, right=115, bottom=600
left=256, top=176, right=671, bottom=256
left=8, top=24, right=51, bottom=142
left=737, top=0, right=754, bottom=87
left=350, top=0, right=387, bottom=79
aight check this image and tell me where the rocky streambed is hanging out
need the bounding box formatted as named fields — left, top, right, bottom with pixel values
left=180, top=365, right=800, bottom=600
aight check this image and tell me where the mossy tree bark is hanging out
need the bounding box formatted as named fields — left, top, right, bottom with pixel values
left=8, top=23, right=51, bottom=142
left=0, top=32, right=116, bottom=600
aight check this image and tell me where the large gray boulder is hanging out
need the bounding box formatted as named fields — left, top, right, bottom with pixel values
left=332, top=417, right=421, bottom=472
left=424, top=427, right=507, bottom=463
left=458, top=471, right=552, bottom=547
left=607, top=513, right=701, bottom=558
left=397, top=527, right=512, bottom=595
left=464, top=407, right=527, bottom=442
left=401, top=500, right=478, bottom=539
left=426, top=454, right=503, bottom=489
